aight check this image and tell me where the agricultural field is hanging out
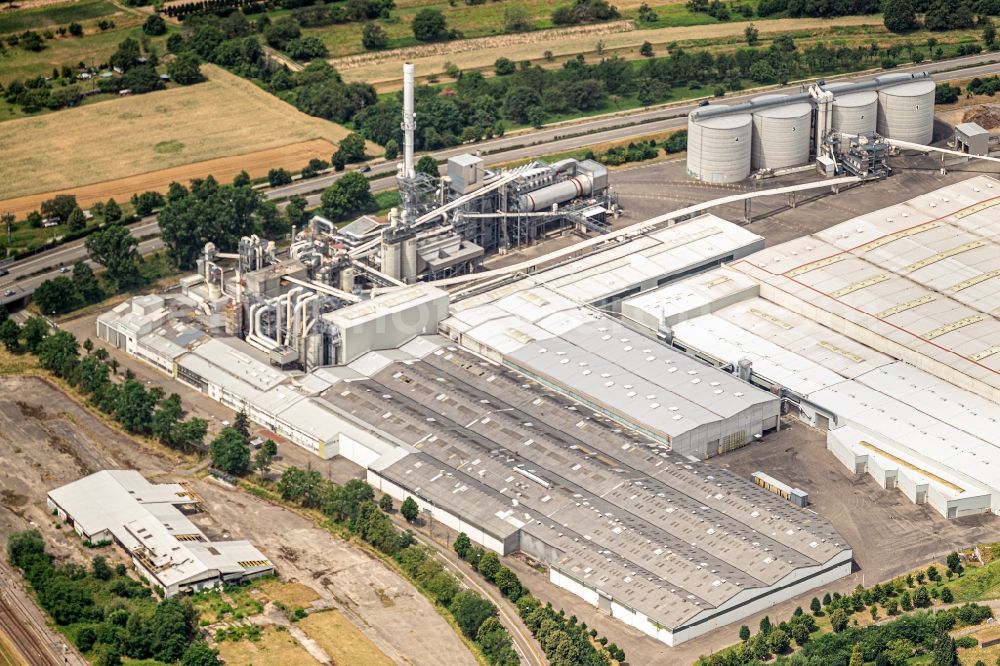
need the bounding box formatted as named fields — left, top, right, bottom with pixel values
left=335, top=16, right=901, bottom=88
left=0, top=0, right=162, bottom=85
left=0, top=64, right=360, bottom=217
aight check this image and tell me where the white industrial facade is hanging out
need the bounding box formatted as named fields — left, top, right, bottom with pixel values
left=621, top=175, right=1000, bottom=518
left=48, top=471, right=273, bottom=596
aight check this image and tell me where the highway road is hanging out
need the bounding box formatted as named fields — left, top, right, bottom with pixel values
left=3, top=53, right=1000, bottom=307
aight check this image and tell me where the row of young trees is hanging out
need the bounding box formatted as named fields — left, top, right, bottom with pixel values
left=701, top=555, right=989, bottom=666
left=272, top=466, right=521, bottom=664
left=7, top=530, right=220, bottom=665
left=452, top=533, right=624, bottom=666
left=0, top=317, right=209, bottom=452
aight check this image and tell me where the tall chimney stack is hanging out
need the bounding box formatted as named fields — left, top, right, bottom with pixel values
left=402, top=62, right=416, bottom=180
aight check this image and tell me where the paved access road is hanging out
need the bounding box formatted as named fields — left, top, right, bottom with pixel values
left=2, top=53, right=999, bottom=306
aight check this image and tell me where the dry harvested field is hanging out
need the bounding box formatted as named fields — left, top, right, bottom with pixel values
left=0, top=64, right=355, bottom=210
left=0, top=139, right=332, bottom=219
left=217, top=626, right=317, bottom=666
left=338, top=15, right=885, bottom=88
left=298, top=610, right=395, bottom=666
left=0, top=373, right=476, bottom=666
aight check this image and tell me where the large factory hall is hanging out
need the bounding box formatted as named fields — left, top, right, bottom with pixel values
left=85, top=61, right=1000, bottom=651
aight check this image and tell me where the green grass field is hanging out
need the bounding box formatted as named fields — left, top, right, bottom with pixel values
left=0, top=0, right=120, bottom=34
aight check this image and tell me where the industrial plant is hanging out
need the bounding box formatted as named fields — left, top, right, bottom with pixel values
left=86, top=60, right=1000, bottom=649
left=687, top=73, right=937, bottom=182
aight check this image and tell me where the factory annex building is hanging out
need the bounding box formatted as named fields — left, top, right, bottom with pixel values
left=48, top=471, right=273, bottom=596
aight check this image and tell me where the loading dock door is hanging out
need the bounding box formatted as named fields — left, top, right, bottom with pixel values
left=815, top=414, right=830, bottom=430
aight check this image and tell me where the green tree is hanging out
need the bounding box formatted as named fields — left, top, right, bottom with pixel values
left=415, top=155, right=439, bottom=178
left=495, top=57, right=516, bottom=75
left=768, top=628, right=790, bottom=654
left=412, top=8, right=448, bottom=41
left=946, top=552, right=961, bottom=573
left=830, top=608, right=849, bottom=632
left=882, top=0, right=918, bottom=32
left=739, top=624, right=751, bottom=641
left=264, top=16, right=301, bottom=49
left=639, top=40, right=653, bottom=56
left=932, top=631, right=958, bottom=666
left=168, top=52, right=203, bottom=85
left=400, top=496, right=419, bottom=522
left=110, top=37, right=141, bottom=71
left=338, top=132, right=366, bottom=162
left=21, top=31, right=43, bottom=51
left=379, top=494, right=393, bottom=511
left=21, top=317, right=50, bottom=353
left=759, top=615, right=772, bottom=635
left=41, top=194, right=78, bottom=222
left=85, top=224, right=142, bottom=290
left=810, top=596, right=822, bottom=614
left=478, top=551, right=501, bottom=580
left=254, top=439, right=278, bottom=479
left=849, top=643, right=864, bottom=666
left=320, top=171, right=374, bottom=219
left=450, top=590, right=496, bottom=638
left=91, top=555, right=112, bottom=580
left=67, top=206, right=86, bottom=231
left=745, top=23, right=759, bottom=45
left=210, top=427, right=251, bottom=476
left=494, top=566, right=522, bottom=600
left=36, top=330, right=79, bottom=377
left=503, top=86, right=543, bottom=124
left=985, top=21, right=997, bottom=49
left=454, top=532, right=472, bottom=559
left=104, top=198, right=122, bottom=223
left=34, top=277, right=83, bottom=315
left=503, top=5, right=533, bottom=32
left=115, top=379, right=157, bottom=434
left=268, top=168, right=293, bottom=187
left=361, top=22, right=389, bottom=50
left=151, top=393, right=184, bottom=445
left=384, top=139, right=399, bottom=160
left=152, top=597, right=196, bottom=662
left=143, top=14, right=167, bottom=36
left=68, top=21, right=83, bottom=36
left=71, top=261, right=103, bottom=304
left=0, top=319, right=21, bottom=353
left=181, top=641, right=221, bottom=666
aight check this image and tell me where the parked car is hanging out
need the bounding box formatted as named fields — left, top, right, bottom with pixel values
left=0, top=269, right=8, bottom=277
left=3, top=289, right=15, bottom=297
left=359, top=164, right=371, bottom=173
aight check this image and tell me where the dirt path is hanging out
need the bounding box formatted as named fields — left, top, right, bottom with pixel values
left=338, top=15, right=885, bottom=87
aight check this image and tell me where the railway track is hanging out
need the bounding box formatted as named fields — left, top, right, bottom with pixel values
left=0, top=595, right=59, bottom=666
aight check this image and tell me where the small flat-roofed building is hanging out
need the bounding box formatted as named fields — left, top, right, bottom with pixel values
left=956, top=122, right=990, bottom=156
left=47, top=471, right=272, bottom=596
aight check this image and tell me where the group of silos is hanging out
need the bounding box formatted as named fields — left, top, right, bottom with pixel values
left=686, top=74, right=936, bottom=183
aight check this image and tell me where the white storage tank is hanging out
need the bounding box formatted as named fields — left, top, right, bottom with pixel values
left=687, top=106, right=752, bottom=183
left=750, top=95, right=813, bottom=170
left=876, top=78, right=936, bottom=144
left=824, top=81, right=878, bottom=137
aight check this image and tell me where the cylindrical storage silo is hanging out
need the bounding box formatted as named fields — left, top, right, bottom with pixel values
left=876, top=79, right=936, bottom=144
left=687, top=106, right=752, bottom=183
left=750, top=95, right=812, bottom=169
left=824, top=81, right=878, bottom=137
